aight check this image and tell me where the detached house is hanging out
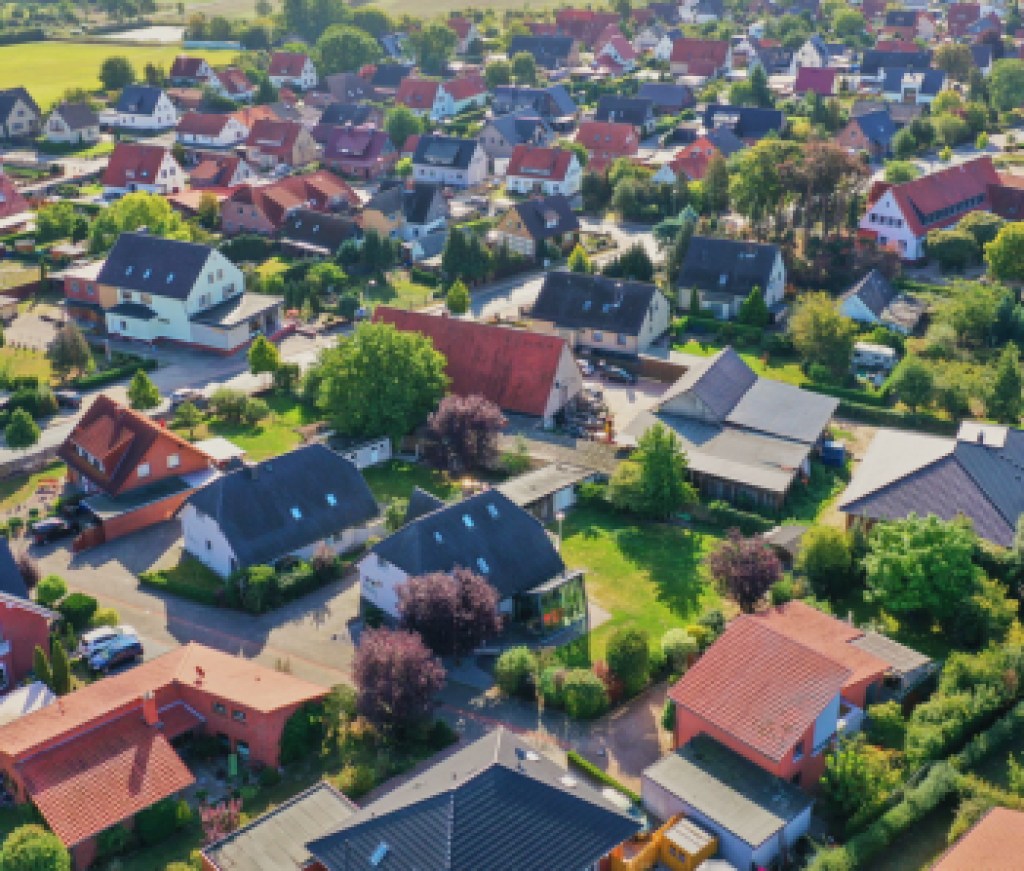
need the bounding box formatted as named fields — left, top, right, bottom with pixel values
left=702, top=104, right=785, bottom=141
left=169, top=55, right=215, bottom=85
left=947, top=2, right=982, bottom=38
left=397, top=75, right=488, bottom=121
left=859, top=48, right=931, bottom=83
left=505, top=145, right=582, bottom=196
left=321, top=125, right=395, bottom=179
left=493, top=194, right=580, bottom=261
left=220, top=172, right=359, bottom=234
left=44, top=102, right=100, bottom=145
left=574, top=121, right=639, bottom=172
left=595, top=96, right=656, bottom=135
left=507, top=35, right=579, bottom=69
left=188, top=154, right=255, bottom=189
left=669, top=38, right=732, bottom=78
left=183, top=444, right=379, bottom=578
left=268, top=51, right=317, bottom=89
left=793, top=66, right=837, bottom=97
left=176, top=112, right=248, bottom=149
left=478, top=111, right=554, bottom=162
left=101, top=143, right=184, bottom=197
left=210, top=67, right=256, bottom=102
left=839, top=268, right=925, bottom=334
left=882, top=68, right=946, bottom=106
left=789, top=34, right=834, bottom=72
left=836, top=109, right=896, bottom=160
left=636, top=82, right=695, bottom=114
left=0, top=539, right=55, bottom=692
left=115, top=85, right=177, bottom=130
left=678, top=236, right=785, bottom=318
left=0, top=88, right=40, bottom=139
left=492, top=85, right=577, bottom=121
left=245, top=118, right=318, bottom=170
left=362, top=181, right=448, bottom=242
left=448, top=16, right=479, bottom=53
left=280, top=208, right=361, bottom=258
left=411, top=135, right=487, bottom=187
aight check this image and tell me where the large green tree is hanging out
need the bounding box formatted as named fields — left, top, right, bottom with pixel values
left=701, top=152, right=730, bottom=216
left=988, top=343, right=1023, bottom=424
left=248, top=334, right=281, bottom=375
left=313, top=322, right=449, bottom=440
left=889, top=356, right=934, bottom=412
left=127, top=369, right=160, bottom=410
left=0, top=824, right=71, bottom=871
left=798, top=526, right=853, bottom=598
left=986, top=222, right=1024, bottom=286
left=410, top=22, right=457, bottom=75
left=789, top=292, right=856, bottom=381
left=47, top=322, right=93, bottom=381
left=934, top=43, right=974, bottom=82
left=820, top=736, right=902, bottom=831
left=989, top=59, right=1024, bottom=112
left=89, top=192, right=192, bottom=253
left=609, top=423, right=697, bottom=520
left=385, top=105, right=422, bottom=149
left=315, top=24, right=381, bottom=75
left=99, top=56, right=135, bottom=90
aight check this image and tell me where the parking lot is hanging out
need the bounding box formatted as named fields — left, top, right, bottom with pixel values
left=581, top=376, right=670, bottom=437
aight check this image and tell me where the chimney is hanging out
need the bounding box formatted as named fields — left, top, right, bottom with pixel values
left=978, top=430, right=985, bottom=445
left=141, top=690, right=159, bottom=727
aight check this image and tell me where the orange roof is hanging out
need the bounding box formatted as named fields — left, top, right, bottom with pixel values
left=224, top=171, right=358, bottom=229
left=20, top=712, right=194, bottom=847
left=232, top=104, right=282, bottom=129
left=507, top=144, right=575, bottom=181
left=669, top=616, right=851, bottom=762
left=177, top=111, right=235, bottom=136
left=397, top=77, right=440, bottom=109
left=933, top=807, right=1024, bottom=870
left=575, top=121, right=639, bottom=157
left=372, top=307, right=569, bottom=416
left=670, top=38, right=730, bottom=66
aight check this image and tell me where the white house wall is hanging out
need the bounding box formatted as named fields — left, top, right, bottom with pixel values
left=544, top=347, right=585, bottom=423
left=181, top=503, right=239, bottom=578
left=859, top=188, right=922, bottom=259
left=358, top=553, right=410, bottom=617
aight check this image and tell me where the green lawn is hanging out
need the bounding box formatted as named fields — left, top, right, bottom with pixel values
left=365, top=272, right=439, bottom=312
left=560, top=505, right=722, bottom=662
left=0, top=347, right=52, bottom=384
left=870, top=800, right=957, bottom=871
left=675, top=339, right=808, bottom=386
left=0, top=462, right=64, bottom=513
left=139, top=555, right=222, bottom=605
left=362, top=460, right=460, bottom=505
left=0, top=42, right=236, bottom=108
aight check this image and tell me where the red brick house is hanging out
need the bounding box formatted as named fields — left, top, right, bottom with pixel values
left=58, top=395, right=216, bottom=549
left=574, top=121, right=639, bottom=173
left=0, top=642, right=327, bottom=870
left=0, top=540, right=55, bottom=692
left=220, top=172, right=359, bottom=234
left=322, top=125, right=396, bottom=179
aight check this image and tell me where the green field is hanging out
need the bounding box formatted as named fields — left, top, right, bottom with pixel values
left=1, top=42, right=237, bottom=108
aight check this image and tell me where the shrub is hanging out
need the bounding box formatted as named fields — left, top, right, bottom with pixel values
left=660, top=628, right=697, bottom=672
left=705, top=500, right=774, bottom=534
left=866, top=701, right=907, bottom=750
left=89, top=606, right=120, bottom=628
left=96, top=822, right=132, bottom=859
left=494, top=646, right=536, bottom=697
left=335, top=763, right=376, bottom=799
left=427, top=718, right=458, bottom=750
left=58, top=592, right=97, bottom=631
left=35, top=574, right=67, bottom=607
left=566, top=751, right=641, bottom=803
left=539, top=665, right=568, bottom=708
left=686, top=624, right=712, bottom=649
left=562, top=668, right=609, bottom=719
left=242, top=565, right=278, bottom=613
left=606, top=627, right=650, bottom=697
left=279, top=701, right=324, bottom=765
left=770, top=577, right=797, bottom=606
left=135, top=797, right=180, bottom=846
left=661, top=697, right=676, bottom=731
left=258, top=766, right=282, bottom=788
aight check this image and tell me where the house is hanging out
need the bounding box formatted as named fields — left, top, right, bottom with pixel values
left=321, top=124, right=396, bottom=179
left=432, top=74, right=488, bottom=120
left=306, top=729, right=640, bottom=870
left=851, top=98, right=922, bottom=128
left=858, top=156, right=1003, bottom=261
left=652, top=134, right=727, bottom=184
left=245, top=119, right=318, bottom=170
left=176, top=112, right=249, bottom=149
left=840, top=422, right=1024, bottom=548
left=882, top=68, right=946, bottom=106
left=702, top=104, right=785, bottom=140
left=182, top=445, right=378, bottom=579
left=169, top=55, right=215, bottom=85
left=596, top=33, right=639, bottom=73
left=44, top=102, right=100, bottom=144
left=188, top=154, right=255, bottom=189
left=493, top=194, right=580, bottom=261
left=478, top=111, right=554, bottom=162
left=505, top=145, right=582, bottom=196
left=839, top=268, right=925, bottom=334
left=934, top=808, right=1024, bottom=871
left=58, top=395, right=216, bottom=547
left=210, top=67, right=256, bottom=102
left=947, top=2, right=982, bottom=38
left=643, top=737, right=813, bottom=870
left=0, top=173, right=30, bottom=222
left=793, top=66, right=837, bottom=97
left=0, top=539, right=56, bottom=693
left=678, top=236, right=785, bottom=318
left=636, top=82, right=695, bottom=114
left=530, top=272, right=671, bottom=356
left=595, top=95, right=656, bottom=135
left=99, top=232, right=282, bottom=353
left=324, top=72, right=372, bottom=103
left=574, top=121, right=639, bottom=172
left=315, top=101, right=383, bottom=134
left=496, top=463, right=596, bottom=523
left=669, top=38, right=732, bottom=77
left=556, top=8, right=620, bottom=42
left=221, top=172, right=358, bottom=234
left=448, top=16, right=479, bottom=53
left=0, top=87, right=41, bottom=139
left=679, top=0, right=725, bottom=23
left=621, top=348, right=838, bottom=507
left=280, top=208, right=360, bottom=258
left=836, top=109, right=896, bottom=160
left=790, top=34, right=832, bottom=72
left=268, top=51, right=317, bottom=89
left=362, top=181, right=448, bottom=242
left=395, top=76, right=441, bottom=116
left=858, top=49, right=931, bottom=82
left=0, top=642, right=326, bottom=870
left=507, top=35, right=579, bottom=69
left=411, top=135, right=487, bottom=187
left=101, top=143, right=184, bottom=197
left=373, top=306, right=584, bottom=425
left=492, top=85, right=578, bottom=121
left=378, top=32, right=410, bottom=62
left=115, top=85, right=177, bottom=130
left=359, top=487, right=588, bottom=633
left=362, top=63, right=414, bottom=98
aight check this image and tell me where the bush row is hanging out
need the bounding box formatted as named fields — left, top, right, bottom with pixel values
left=833, top=399, right=959, bottom=435
left=139, top=570, right=219, bottom=607
left=73, top=356, right=156, bottom=390
left=804, top=382, right=891, bottom=408
left=566, top=751, right=641, bottom=804
left=704, top=500, right=775, bottom=535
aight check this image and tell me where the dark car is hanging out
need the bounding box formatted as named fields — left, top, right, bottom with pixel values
left=54, top=390, right=82, bottom=410
left=30, top=517, right=78, bottom=545
left=88, top=635, right=143, bottom=673
left=603, top=366, right=637, bottom=385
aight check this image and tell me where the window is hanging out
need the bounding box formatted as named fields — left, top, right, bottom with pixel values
left=477, top=557, right=490, bottom=573
left=213, top=702, right=227, bottom=715
left=592, top=331, right=604, bottom=342
left=617, top=333, right=628, bottom=346
left=793, top=741, right=805, bottom=761
left=232, top=709, right=247, bottom=723
left=141, top=294, right=152, bottom=305
left=486, top=503, right=499, bottom=519
left=167, top=454, right=180, bottom=469
left=326, top=493, right=337, bottom=506
left=290, top=506, right=302, bottom=520
left=137, top=463, right=151, bottom=478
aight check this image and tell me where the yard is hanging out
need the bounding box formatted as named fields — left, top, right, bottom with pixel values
left=0, top=261, right=40, bottom=293
left=675, top=339, right=809, bottom=387
left=0, top=346, right=52, bottom=384
left=361, top=459, right=461, bottom=505
left=367, top=272, right=439, bottom=312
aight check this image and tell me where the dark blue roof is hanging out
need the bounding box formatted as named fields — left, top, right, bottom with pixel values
left=702, top=104, right=784, bottom=139
left=0, top=538, right=27, bottom=600
left=115, top=85, right=165, bottom=115
left=882, top=68, right=945, bottom=96
left=98, top=232, right=215, bottom=301
left=852, top=109, right=896, bottom=146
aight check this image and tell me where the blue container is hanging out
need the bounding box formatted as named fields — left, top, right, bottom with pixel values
left=821, top=440, right=846, bottom=467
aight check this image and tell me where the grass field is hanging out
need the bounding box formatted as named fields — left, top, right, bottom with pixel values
left=675, top=339, right=809, bottom=387
left=0, top=347, right=53, bottom=384
left=2, top=42, right=237, bottom=108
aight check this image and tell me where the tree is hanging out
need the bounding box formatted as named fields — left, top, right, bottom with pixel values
left=445, top=279, right=469, bottom=315
left=737, top=285, right=769, bottom=327
left=495, top=646, right=535, bottom=697
left=511, top=51, right=538, bottom=86
left=611, top=423, right=696, bottom=519
left=248, top=334, right=281, bottom=375
left=602, top=242, right=654, bottom=282
left=32, top=645, right=51, bottom=689
left=890, top=356, right=934, bottom=412
left=316, top=24, right=381, bottom=75
left=0, top=824, right=71, bottom=871
left=5, top=409, right=40, bottom=450
left=820, top=736, right=902, bottom=830
left=127, top=369, right=160, bottom=410
left=932, top=90, right=964, bottom=116
left=883, top=160, right=919, bottom=184
left=385, top=104, right=422, bottom=149
left=789, top=292, right=856, bottom=382
left=89, top=192, right=192, bottom=253
left=986, top=222, right=1024, bottom=285
left=410, top=22, right=457, bottom=75
left=397, top=567, right=501, bottom=657
left=173, top=401, right=203, bottom=440
left=197, top=192, right=219, bottom=230
left=708, top=529, right=782, bottom=613
left=35, top=201, right=78, bottom=243
left=988, top=343, right=1023, bottom=424
left=891, top=127, right=917, bottom=159
left=833, top=8, right=867, bottom=42
left=424, top=394, right=506, bottom=472
left=989, top=58, right=1024, bottom=111
left=702, top=152, right=730, bottom=215
left=798, top=526, right=853, bottom=598
left=567, top=243, right=592, bottom=273
left=749, top=64, right=773, bottom=107
left=353, top=627, right=445, bottom=732
left=959, top=211, right=1004, bottom=248
left=36, top=574, right=67, bottom=607
left=864, top=514, right=978, bottom=627
left=866, top=700, right=906, bottom=750
left=50, top=637, right=70, bottom=696
left=606, top=627, right=650, bottom=696
left=485, top=59, right=511, bottom=88
left=934, top=43, right=974, bottom=82
left=951, top=575, right=1017, bottom=650
left=47, top=322, right=92, bottom=381
left=313, top=322, right=449, bottom=441
left=99, top=56, right=135, bottom=90
left=661, top=628, right=697, bottom=672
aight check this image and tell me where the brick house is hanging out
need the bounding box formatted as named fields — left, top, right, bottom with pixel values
left=0, top=539, right=56, bottom=692
left=245, top=119, right=318, bottom=170
left=321, top=125, right=396, bottom=179
left=0, top=643, right=327, bottom=870
left=669, top=38, right=731, bottom=77
left=220, top=172, right=359, bottom=234
left=836, top=109, right=896, bottom=160
left=574, top=121, right=639, bottom=173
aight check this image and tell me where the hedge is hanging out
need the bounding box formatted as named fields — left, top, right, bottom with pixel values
left=676, top=315, right=765, bottom=345
left=567, top=751, right=641, bottom=804
left=139, top=570, right=220, bottom=607
left=409, top=267, right=439, bottom=288
left=704, top=500, right=775, bottom=534
left=804, top=382, right=890, bottom=408
left=73, top=357, right=157, bottom=390
left=834, top=400, right=959, bottom=435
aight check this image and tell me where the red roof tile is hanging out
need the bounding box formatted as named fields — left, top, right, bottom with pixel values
left=268, top=51, right=310, bottom=77
left=101, top=143, right=172, bottom=189
left=223, top=171, right=358, bottom=229
left=443, top=74, right=486, bottom=101
left=933, top=807, right=1024, bottom=870
left=448, top=16, right=472, bottom=39
left=246, top=118, right=303, bottom=157
left=396, top=77, right=440, bottom=110
left=668, top=616, right=851, bottom=762
left=177, top=112, right=235, bottom=136
left=372, top=307, right=569, bottom=416
left=670, top=38, right=730, bottom=67
left=575, top=121, right=639, bottom=158
left=169, top=56, right=207, bottom=79
left=217, top=67, right=253, bottom=96
left=507, top=144, right=574, bottom=181
left=794, top=67, right=837, bottom=96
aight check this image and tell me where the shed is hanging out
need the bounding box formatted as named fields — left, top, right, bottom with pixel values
left=496, top=463, right=595, bottom=521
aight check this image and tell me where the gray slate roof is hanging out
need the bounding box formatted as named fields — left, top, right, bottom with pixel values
left=307, top=728, right=640, bottom=871
left=98, top=232, right=214, bottom=300
left=53, top=102, right=99, bottom=131
left=859, top=49, right=931, bottom=77
left=507, top=35, right=576, bottom=69
left=531, top=272, right=657, bottom=336
left=595, top=96, right=654, bottom=127
left=704, top=126, right=745, bottom=156
left=186, top=444, right=378, bottom=568
left=281, top=208, right=360, bottom=252
left=371, top=490, right=564, bottom=600
left=412, top=135, right=479, bottom=170
left=486, top=110, right=552, bottom=146
left=841, top=269, right=896, bottom=317
left=726, top=379, right=838, bottom=444
left=404, top=486, right=445, bottom=524
left=509, top=194, right=579, bottom=243
left=850, top=109, right=896, bottom=147
left=660, top=347, right=757, bottom=421
left=636, top=83, right=694, bottom=112
left=0, top=87, right=39, bottom=121
left=702, top=105, right=784, bottom=139
left=883, top=68, right=945, bottom=97
left=115, top=85, right=165, bottom=115
left=678, top=236, right=779, bottom=301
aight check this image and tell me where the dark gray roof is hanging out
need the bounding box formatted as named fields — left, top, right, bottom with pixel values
left=281, top=208, right=360, bottom=252
left=52, top=102, right=98, bottom=131
left=884, top=9, right=917, bottom=26
left=412, top=135, right=479, bottom=170
left=704, top=126, right=745, bottom=156
left=660, top=347, right=757, bottom=420
left=486, top=111, right=552, bottom=146
left=319, top=103, right=377, bottom=126
left=107, top=301, right=157, bottom=320
left=307, top=728, right=640, bottom=871
left=726, top=379, right=838, bottom=444
left=508, top=35, right=575, bottom=69
left=532, top=271, right=657, bottom=336
left=595, top=96, right=654, bottom=127
left=702, top=104, right=784, bottom=139
left=678, top=236, right=779, bottom=300
left=492, top=85, right=576, bottom=118
left=882, top=67, right=945, bottom=97
left=186, top=444, right=378, bottom=569
left=203, top=783, right=355, bottom=871
left=115, top=85, right=165, bottom=115
left=370, top=63, right=413, bottom=88
left=0, top=538, right=27, bottom=600
left=404, top=182, right=446, bottom=225
left=636, top=82, right=694, bottom=111
left=859, top=49, right=931, bottom=77
left=851, top=109, right=896, bottom=147
left=98, top=232, right=214, bottom=300
left=325, top=73, right=372, bottom=102
left=371, top=490, right=564, bottom=600
left=365, top=183, right=403, bottom=216
left=509, top=194, right=579, bottom=243
left=189, top=292, right=282, bottom=328
left=842, top=268, right=896, bottom=317
left=0, top=87, right=39, bottom=121
left=404, top=486, right=445, bottom=523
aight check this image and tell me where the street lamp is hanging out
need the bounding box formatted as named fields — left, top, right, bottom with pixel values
left=556, top=510, right=565, bottom=553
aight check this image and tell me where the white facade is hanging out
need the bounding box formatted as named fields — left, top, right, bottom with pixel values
left=790, top=38, right=827, bottom=74
left=882, top=72, right=945, bottom=106
left=177, top=117, right=248, bottom=149
left=118, top=91, right=177, bottom=130
left=506, top=155, right=582, bottom=196
left=430, top=85, right=488, bottom=121
left=44, top=109, right=100, bottom=144
left=269, top=56, right=318, bottom=90
left=679, top=250, right=786, bottom=319
left=336, top=437, right=392, bottom=470
left=858, top=188, right=921, bottom=260
left=1, top=96, right=38, bottom=138
left=103, top=150, right=184, bottom=198
left=413, top=144, right=487, bottom=187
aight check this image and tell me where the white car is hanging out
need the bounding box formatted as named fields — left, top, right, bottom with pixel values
left=76, top=625, right=137, bottom=659
left=577, top=358, right=596, bottom=377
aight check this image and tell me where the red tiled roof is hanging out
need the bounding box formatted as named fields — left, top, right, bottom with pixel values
left=189, top=154, right=245, bottom=188
left=224, top=171, right=358, bottom=229
left=20, top=713, right=195, bottom=847
left=373, top=307, right=569, bottom=416
left=401, top=133, right=421, bottom=156
left=0, top=173, right=29, bottom=219
left=443, top=74, right=486, bottom=101
left=601, top=34, right=638, bottom=62
left=246, top=118, right=303, bottom=156
left=218, top=67, right=253, bottom=95
left=507, top=144, right=574, bottom=181
left=157, top=700, right=205, bottom=739
left=396, top=77, right=440, bottom=109
left=666, top=152, right=711, bottom=181
left=323, top=125, right=390, bottom=162
left=933, top=807, right=1024, bottom=870
left=668, top=616, right=851, bottom=762
left=268, top=51, right=310, bottom=77
left=670, top=38, right=730, bottom=66
left=176, top=112, right=234, bottom=136
left=575, top=121, right=639, bottom=158
left=169, top=55, right=206, bottom=79
left=232, top=104, right=282, bottom=128
left=794, top=67, right=837, bottom=96
left=166, top=87, right=205, bottom=110
left=101, top=142, right=171, bottom=189
left=448, top=16, right=472, bottom=39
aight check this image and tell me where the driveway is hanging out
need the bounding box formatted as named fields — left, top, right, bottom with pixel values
left=587, top=376, right=670, bottom=433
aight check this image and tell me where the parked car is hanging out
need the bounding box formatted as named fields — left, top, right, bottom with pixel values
left=577, top=358, right=595, bottom=377
left=603, top=366, right=637, bottom=385
left=30, top=517, right=78, bottom=545
left=54, top=390, right=82, bottom=410
left=170, top=388, right=207, bottom=410
left=76, top=625, right=138, bottom=659
left=88, top=634, right=143, bottom=673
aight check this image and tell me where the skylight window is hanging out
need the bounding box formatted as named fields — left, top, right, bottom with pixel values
left=486, top=503, right=499, bottom=519
left=434, top=531, right=444, bottom=543
left=143, top=268, right=151, bottom=279
left=167, top=273, right=174, bottom=283
left=370, top=844, right=389, bottom=867
left=125, top=265, right=134, bottom=276
left=477, top=557, right=490, bottom=574
left=326, top=493, right=337, bottom=506
left=290, top=506, right=302, bottom=520
left=462, top=514, right=474, bottom=529
left=582, top=300, right=592, bottom=311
